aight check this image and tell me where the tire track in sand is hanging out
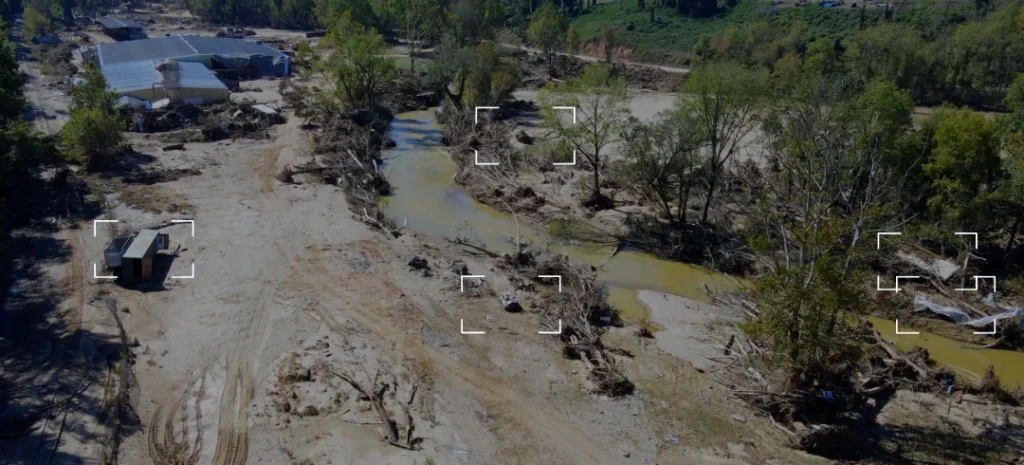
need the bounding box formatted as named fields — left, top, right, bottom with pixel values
left=149, top=145, right=294, bottom=465
left=210, top=145, right=297, bottom=465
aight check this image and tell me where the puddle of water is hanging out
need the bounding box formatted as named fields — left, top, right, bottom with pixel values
left=870, top=317, right=1024, bottom=387
left=379, top=110, right=1024, bottom=387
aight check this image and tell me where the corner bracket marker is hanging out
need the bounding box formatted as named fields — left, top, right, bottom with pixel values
left=172, top=219, right=195, bottom=237
left=473, top=150, right=499, bottom=166
left=461, top=319, right=485, bottom=335
left=552, top=150, right=576, bottom=166
left=93, top=219, right=119, bottom=237
left=955, top=275, right=997, bottom=293
left=877, top=231, right=901, bottom=250
left=538, top=319, right=562, bottom=335
left=460, top=274, right=485, bottom=292
left=474, top=106, right=499, bottom=125
left=171, top=262, right=195, bottom=279
left=93, top=262, right=117, bottom=279
left=537, top=275, right=562, bottom=292
left=954, top=232, right=979, bottom=249
left=895, top=319, right=919, bottom=335
left=552, top=106, right=577, bottom=124
left=877, top=275, right=919, bottom=292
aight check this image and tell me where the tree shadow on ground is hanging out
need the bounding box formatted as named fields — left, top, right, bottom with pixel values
left=805, top=389, right=1020, bottom=464
left=0, top=175, right=140, bottom=464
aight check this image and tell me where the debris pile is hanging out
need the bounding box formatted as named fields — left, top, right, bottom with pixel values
left=128, top=101, right=285, bottom=140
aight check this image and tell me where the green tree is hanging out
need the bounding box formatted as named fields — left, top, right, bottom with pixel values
left=743, top=78, right=916, bottom=383
left=428, top=37, right=519, bottom=111
left=23, top=6, right=50, bottom=37
left=996, top=74, right=1024, bottom=252
left=70, top=65, right=115, bottom=112
left=390, top=0, right=444, bottom=73
left=921, top=107, right=1000, bottom=229
left=741, top=257, right=864, bottom=382
left=60, top=108, right=125, bottom=170
left=540, top=63, right=630, bottom=206
left=0, top=21, right=26, bottom=124
left=317, top=12, right=397, bottom=111
left=61, top=65, right=124, bottom=170
left=945, top=3, right=1024, bottom=106
left=450, top=0, right=504, bottom=46
left=845, top=23, right=934, bottom=100
left=620, top=109, right=703, bottom=224
left=679, top=62, right=768, bottom=223
left=527, top=3, right=567, bottom=72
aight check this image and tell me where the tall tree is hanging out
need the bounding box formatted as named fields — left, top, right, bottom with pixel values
left=540, top=63, right=630, bottom=207
left=921, top=107, right=1000, bottom=230
left=998, top=73, right=1024, bottom=253
left=679, top=62, right=768, bottom=223
left=620, top=109, right=703, bottom=224
left=743, top=77, right=915, bottom=382
left=390, top=0, right=444, bottom=73
left=317, top=12, right=397, bottom=111
left=527, top=3, right=567, bottom=72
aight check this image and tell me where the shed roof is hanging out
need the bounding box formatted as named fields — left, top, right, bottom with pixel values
left=123, top=230, right=160, bottom=259
left=102, top=59, right=228, bottom=94
left=97, top=18, right=144, bottom=29
left=96, top=36, right=285, bottom=67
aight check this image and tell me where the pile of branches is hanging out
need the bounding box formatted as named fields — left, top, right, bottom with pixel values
left=441, top=106, right=536, bottom=208
left=283, top=110, right=399, bottom=235
left=548, top=262, right=633, bottom=397
left=129, top=101, right=285, bottom=140
left=198, top=101, right=286, bottom=141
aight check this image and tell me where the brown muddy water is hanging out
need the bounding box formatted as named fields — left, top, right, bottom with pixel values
left=379, top=110, right=1024, bottom=386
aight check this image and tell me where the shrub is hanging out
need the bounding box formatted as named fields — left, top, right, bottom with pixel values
left=60, top=108, right=125, bottom=170
left=23, top=7, right=51, bottom=38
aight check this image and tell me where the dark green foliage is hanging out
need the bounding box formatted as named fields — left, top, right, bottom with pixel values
left=185, top=0, right=319, bottom=28
left=61, top=65, right=125, bottom=170
left=0, top=20, right=52, bottom=252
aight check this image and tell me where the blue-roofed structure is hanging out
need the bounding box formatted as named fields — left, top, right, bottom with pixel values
left=95, top=36, right=289, bottom=76
left=102, top=60, right=230, bottom=103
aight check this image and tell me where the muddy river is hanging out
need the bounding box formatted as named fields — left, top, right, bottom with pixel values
left=379, top=110, right=1024, bottom=387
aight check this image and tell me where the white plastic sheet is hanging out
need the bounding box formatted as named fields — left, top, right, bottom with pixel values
left=914, top=295, right=1022, bottom=328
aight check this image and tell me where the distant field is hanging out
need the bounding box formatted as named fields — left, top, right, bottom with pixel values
left=570, top=0, right=975, bottom=65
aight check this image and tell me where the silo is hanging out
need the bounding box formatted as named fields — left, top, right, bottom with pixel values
left=155, top=59, right=182, bottom=102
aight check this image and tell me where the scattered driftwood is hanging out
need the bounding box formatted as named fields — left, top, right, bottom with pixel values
left=328, top=370, right=419, bottom=450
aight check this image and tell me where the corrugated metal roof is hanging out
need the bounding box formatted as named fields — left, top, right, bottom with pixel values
left=123, top=230, right=159, bottom=259
left=96, top=36, right=284, bottom=66
left=183, top=36, right=285, bottom=58
left=102, top=60, right=227, bottom=94
left=97, top=18, right=144, bottom=29
left=97, top=37, right=197, bottom=66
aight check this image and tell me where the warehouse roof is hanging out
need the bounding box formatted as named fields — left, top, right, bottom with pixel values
left=96, top=36, right=286, bottom=66
left=123, top=230, right=159, bottom=260
left=97, top=18, right=143, bottom=29
left=101, top=59, right=228, bottom=94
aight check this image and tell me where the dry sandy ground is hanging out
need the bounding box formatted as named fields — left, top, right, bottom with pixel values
left=3, top=69, right=820, bottom=465
left=636, top=291, right=742, bottom=372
